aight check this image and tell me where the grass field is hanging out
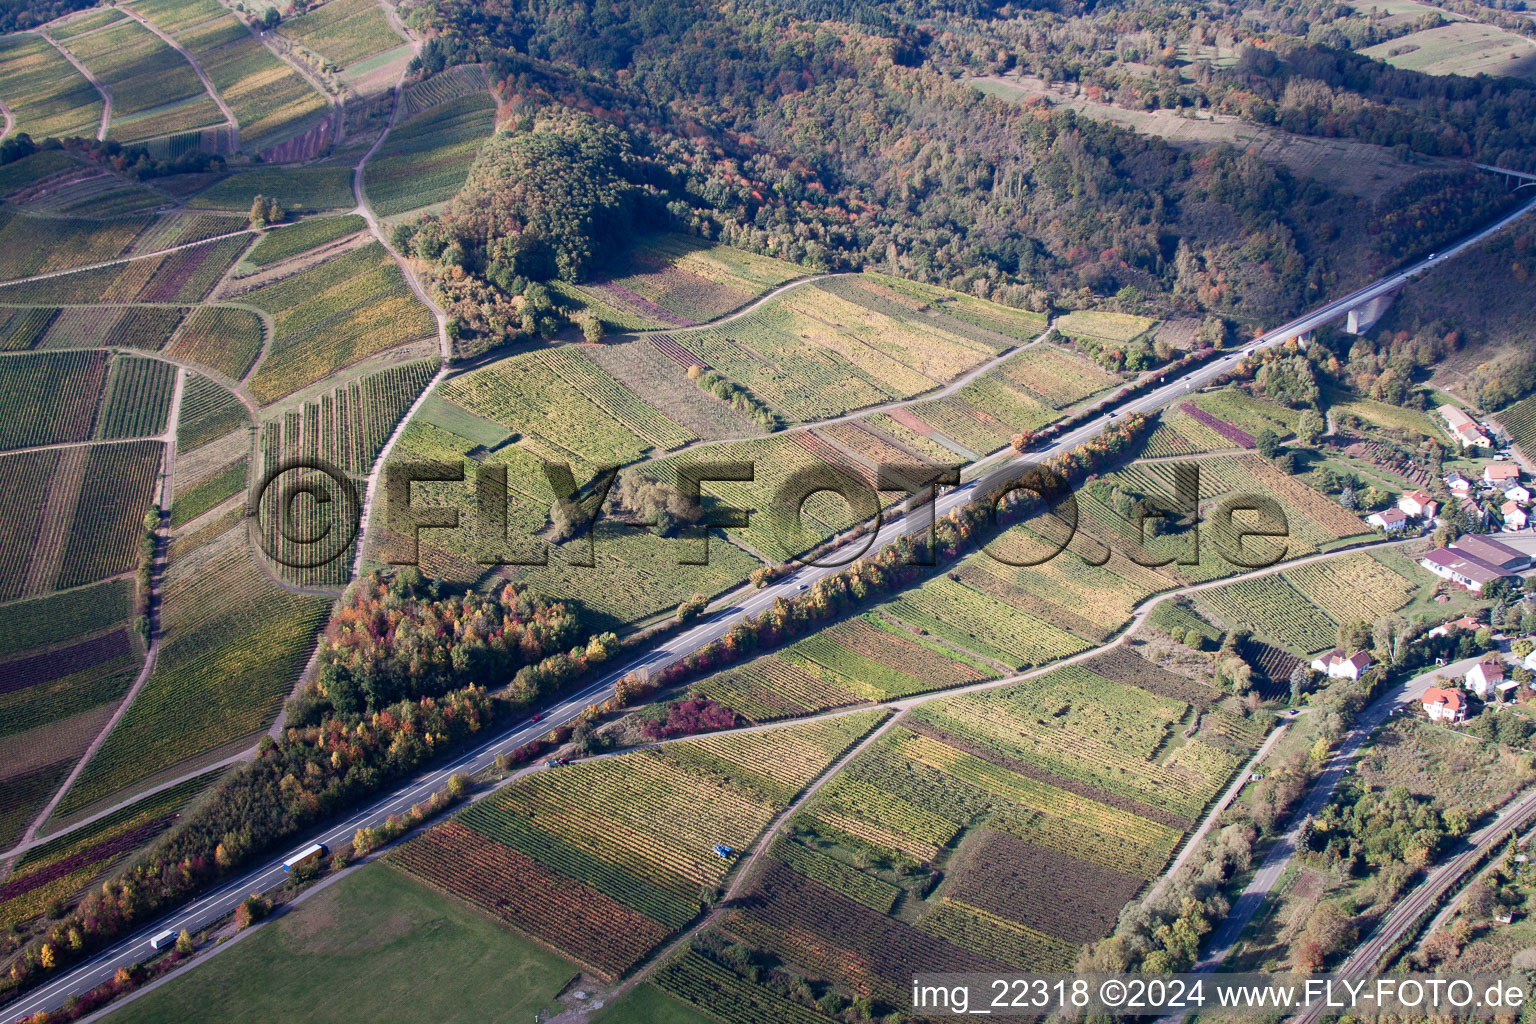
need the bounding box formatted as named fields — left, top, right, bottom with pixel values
left=243, top=242, right=436, bottom=403
left=1362, top=21, right=1536, bottom=81
left=275, top=0, right=404, bottom=68
left=362, top=91, right=496, bottom=217
left=102, top=863, right=577, bottom=1024
left=0, top=34, right=104, bottom=141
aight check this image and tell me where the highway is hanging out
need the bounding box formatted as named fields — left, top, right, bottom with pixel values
left=6, top=194, right=1536, bottom=1021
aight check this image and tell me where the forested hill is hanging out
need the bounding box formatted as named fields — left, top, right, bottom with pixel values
left=389, top=0, right=1522, bottom=357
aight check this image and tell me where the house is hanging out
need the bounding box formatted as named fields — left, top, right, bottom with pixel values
left=1398, top=490, right=1439, bottom=519
left=1446, top=471, right=1473, bottom=498
left=1525, top=648, right=1536, bottom=673
left=1504, top=481, right=1532, bottom=504
left=1367, top=508, right=1410, bottom=532
left=1503, top=501, right=1528, bottom=531
left=1484, top=463, right=1521, bottom=486
left=1429, top=615, right=1482, bottom=638
left=1310, top=649, right=1372, bottom=680
left=1422, top=686, right=1467, bottom=723
left=1418, top=546, right=1518, bottom=593
left=1466, top=659, right=1506, bottom=698
left=1448, top=533, right=1529, bottom=571
left=1441, top=406, right=1492, bottom=448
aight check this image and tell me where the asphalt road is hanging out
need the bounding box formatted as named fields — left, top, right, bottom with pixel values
left=7, top=195, right=1536, bottom=1021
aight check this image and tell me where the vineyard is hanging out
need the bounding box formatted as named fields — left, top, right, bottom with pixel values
left=274, top=0, right=403, bottom=67
left=1495, top=392, right=1536, bottom=456
left=1054, top=310, right=1155, bottom=343
left=169, top=457, right=244, bottom=528
left=566, top=233, right=804, bottom=329
left=391, top=711, right=886, bottom=977
left=0, top=233, right=248, bottom=305
left=1281, top=552, right=1415, bottom=624
left=673, top=275, right=1012, bottom=422
left=37, top=305, right=188, bottom=352
left=130, top=0, right=330, bottom=151
left=175, top=373, right=248, bottom=452
left=59, top=534, right=329, bottom=815
left=166, top=304, right=265, bottom=380
left=440, top=348, right=695, bottom=466
left=242, top=242, right=436, bottom=403
left=362, top=91, right=496, bottom=218
left=187, top=166, right=357, bottom=213
left=63, top=17, right=223, bottom=140
left=1197, top=573, right=1340, bottom=653
left=0, top=448, right=59, bottom=599
left=0, top=578, right=131, bottom=658
left=0, top=34, right=104, bottom=141
left=0, top=350, right=107, bottom=451
left=55, top=440, right=163, bottom=589
left=98, top=356, right=176, bottom=439
left=0, top=211, right=147, bottom=282
left=262, top=357, right=437, bottom=475
left=245, top=214, right=365, bottom=268
left=875, top=576, right=1089, bottom=669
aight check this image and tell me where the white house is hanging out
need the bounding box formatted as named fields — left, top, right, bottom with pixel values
left=1398, top=490, right=1439, bottom=519
left=1503, top=501, right=1528, bottom=531
left=1524, top=649, right=1536, bottom=673
left=1503, top=480, right=1531, bottom=504
left=1465, top=659, right=1506, bottom=699
left=1484, top=463, right=1521, bottom=487
left=1310, top=649, right=1371, bottom=681
left=1446, top=471, right=1473, bottom=498
left=1367, top=508, right=1410, bottom=532
left=1441, top=406, right=1491, bottom=448
left=1422, top=686, right=1467, bottom=723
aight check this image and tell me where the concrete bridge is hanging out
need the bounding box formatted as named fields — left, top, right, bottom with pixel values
left=1473, top=162, right=1536, bottom=191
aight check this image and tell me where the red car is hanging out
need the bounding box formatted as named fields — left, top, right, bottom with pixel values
left=529, top=712, right=543, bottom=724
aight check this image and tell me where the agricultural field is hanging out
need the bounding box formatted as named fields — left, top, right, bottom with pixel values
left=1326, top=385, right=1446, bottom=441
left=176, top=372, right=249, bottom=451
left=55, top=440, right=164, bottom=590
left=362, top=91, right=496, bottom=218
left=872, top=575, right=1091, bottom=670
left=170, top=456, right=245, bottom=528
left=57, top=530, right=328, bottom=816
left=672, top=653, right=1260, bottom=1014
left=391, top=711, right=887, bottom=977
left=187, top=166, right=357, bottom=213
left=274, top=0, right=404, bottom=68
left=563, top=233, right=805, bottom=329
left=244, top=214, right=366, bottom=268
left=98, top=356, right=177, bottom=439
left=665, top=274, right=1018, bottom=422
left=166, top=304, right=265, bottom=379
left=0, top=350, right=108, bottom=450
left=0, top=233, right=249, bottom=305
left=0, top=33, right=104, bottom=141
left=99, top=863, right=579, bottom=1024
left=1055, top=310, right=1156, bottom=343
left=1362, top=21, right=1536, bottom=81
left=584, top=336, right=766, bottom=441
left=60, top=17, right=224, bottom=141
left=690, top=616, right=995, bottom=722
left=129, top=0, right=331, bottom=150
left=33, top=306, right=189, bottom=353
left=241, top=241, right=436, bottom=403
left=0, top=771, right=212, bottom=930
left=1189, top=388, right=1303, bottom=439
left=1494, top=392, right=1536, bottom=457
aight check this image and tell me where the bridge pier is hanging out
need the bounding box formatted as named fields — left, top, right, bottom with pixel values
left=1344, top=290, right=1398, bottom=335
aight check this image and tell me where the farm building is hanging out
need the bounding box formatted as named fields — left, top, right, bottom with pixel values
left=1422, top=687, right=1467, bottom=723
left=1449, top=533, right=1529, bottom=571
left=1398, top=490, right=1439, bottom=519
left=1310, top=649, right=1371, bottom=680
left=1367, top=508, right=1410, bottom=532
left=1418, top=546, right=1517, bottom=593
left=1440, top=406, right=1491, bottom=448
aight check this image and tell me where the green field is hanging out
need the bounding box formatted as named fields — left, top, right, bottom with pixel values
left=0, top=34, right=104, bottom=140
left=187, top=166, right=357, bottom=213
left=592, top=985, right=722, bottom=1024
left=246, top=214, right=366, bottom=267
left=102, top=863, right=577, bottom=1024
left=362, top=91, right=496, bottom=217
left=275, top=0, right=404, bottom=67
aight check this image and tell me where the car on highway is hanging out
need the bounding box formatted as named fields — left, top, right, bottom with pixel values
left=529, top=712, right=543, bottom=724
left=798, top=583, right=808, bottom=590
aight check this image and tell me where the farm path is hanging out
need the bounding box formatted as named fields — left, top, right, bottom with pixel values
left=36, top=31, right=110, bottom=141
left=15, top=368, right=186, bottom=847
left=209, top=0, right=341, bottom=144
left=541, top=534, right=1418, bottom=1024
left=0, top=101, right=12, bottom=143
left=0, top=227, right=255, bottom=287
left=120, top=7, right=239, bottom=152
